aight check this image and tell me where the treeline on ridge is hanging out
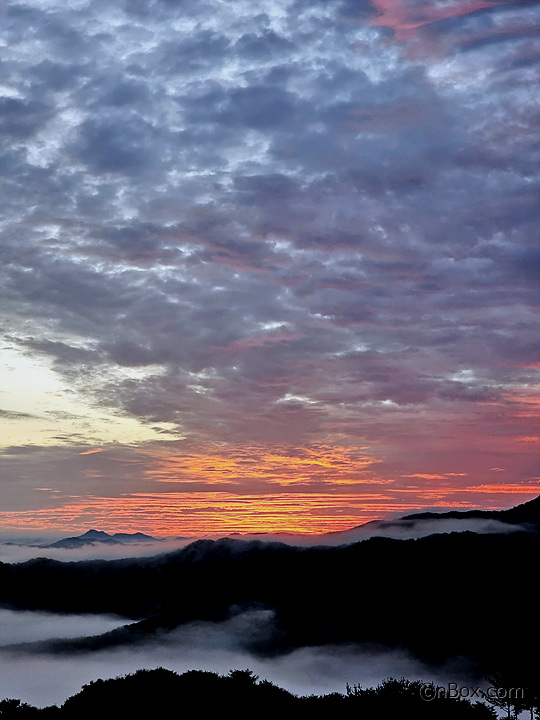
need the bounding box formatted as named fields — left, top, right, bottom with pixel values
left=0, top=668, right=503, bottom=720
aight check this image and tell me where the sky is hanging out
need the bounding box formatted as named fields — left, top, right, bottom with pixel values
left=1, top=0, right=539, bottom=538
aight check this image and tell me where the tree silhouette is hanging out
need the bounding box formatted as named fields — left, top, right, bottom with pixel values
left=484, top=670, right=540, bottom=720
left=227, top=669, right=259, bottom=685
left=0, top=669, right=520, bottom=718
left=0, top=698, right=40, bottom=718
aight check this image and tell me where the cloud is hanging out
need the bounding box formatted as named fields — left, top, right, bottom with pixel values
left=0, top=609, right=478, bottom=708
left=0, top=409, right=40, bottom=420
left=0, top=539, right=191, bottom=565
left=0, top=608, right=131, bottom=647
left=367, top=0, right=501, bottom=42
left=0, top=0, right=538, bottom=529
left=320, top=517, right=528, bottom=544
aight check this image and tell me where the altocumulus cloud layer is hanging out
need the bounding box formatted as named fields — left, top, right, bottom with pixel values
left=1, top=0, right=539, bottom=534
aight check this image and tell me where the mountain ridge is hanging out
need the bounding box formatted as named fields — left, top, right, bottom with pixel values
left=45, top=530, right=158, bottom=549
left=402, top=494, right=540, bottom=525
left=319, top=493, right=540, bottom=543
left=26, top=494, right=540, bottom=550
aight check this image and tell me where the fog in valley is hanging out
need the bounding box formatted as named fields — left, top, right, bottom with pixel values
left=0, top=606, right=475, bottom=708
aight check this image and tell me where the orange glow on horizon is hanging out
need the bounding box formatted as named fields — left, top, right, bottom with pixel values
left=0, top=492, right=396, bottom=537
left=2, top=438, right=538, bottom=538
left=1, top=483, right=538, bottom=538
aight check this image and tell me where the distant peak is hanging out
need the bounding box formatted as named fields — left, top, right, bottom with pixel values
left=79, top=529, right=111, bottom=539
left=111, top=532, right=156, bottom=541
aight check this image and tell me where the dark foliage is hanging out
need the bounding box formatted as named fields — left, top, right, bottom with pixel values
left=0, top=670, right=502, bottom=720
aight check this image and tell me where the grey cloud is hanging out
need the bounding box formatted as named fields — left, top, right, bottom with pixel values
left=0, top=444, right=160, bottom=513
left=0, top=0, right=538, bottom=479
left=29, top=60, right=89, bottom=93
left=0, top=98, right=54, bottom=139
left=157, top=32, right=232, bottom=76
left=74, top=117, right=163, bottom=174
left=199, top=84, right=304, bottom=132
left=83, top=78, right=154, bottom=110
left=24, top=339, right=103, bottom=367
left=0, top=409, right=40, bottom=420
left=233, top=29, right=294, bottom=61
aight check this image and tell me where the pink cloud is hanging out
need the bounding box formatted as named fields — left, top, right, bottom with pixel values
left=368, top=0, right=502, bottom=41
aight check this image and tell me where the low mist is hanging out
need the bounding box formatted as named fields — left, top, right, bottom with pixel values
left=320, top=517, right=527, bottom=544
left=0, top=538, right=194, bottom=564
left=0, top=607, right=478, bottom=708
left=0, top=608, right=133, bottom=646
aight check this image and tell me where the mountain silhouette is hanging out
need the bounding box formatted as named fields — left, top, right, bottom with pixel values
left=79, top=530, right=111, bottom=540
left=44, top=529, right=158, bottom=549
left=402, top=493, right=540, bottom=527
left=110, top=532, right=157, bottom=543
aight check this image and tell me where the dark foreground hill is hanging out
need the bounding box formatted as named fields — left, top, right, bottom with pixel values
left=0, top=668, right=502, bottom=720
